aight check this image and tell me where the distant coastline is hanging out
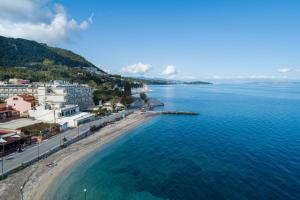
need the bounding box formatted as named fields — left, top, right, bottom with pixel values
left=127, top=77, right=213, bottom=85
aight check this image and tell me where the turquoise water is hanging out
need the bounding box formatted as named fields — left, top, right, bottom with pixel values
left=49, top=83, right=300, bottom=200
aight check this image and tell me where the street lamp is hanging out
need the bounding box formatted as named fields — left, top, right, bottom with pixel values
left=20, top=186, right=24, bottom=200
left=37, top=140, right=40, bottom=160
left=83, top=188, right=87, bottom=200
left=0, top=138, right=7, bottom=179
left=37, top=131, right=42, bottom=160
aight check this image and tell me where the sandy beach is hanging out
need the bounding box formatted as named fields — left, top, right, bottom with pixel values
left=0, top=111, right=157, bottom=200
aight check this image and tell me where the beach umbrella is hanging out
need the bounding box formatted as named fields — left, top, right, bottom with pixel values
left=0, top=138, right=7, bottom=143
left=11, top=134, right=21, bottom=138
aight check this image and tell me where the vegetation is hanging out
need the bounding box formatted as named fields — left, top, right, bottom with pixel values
left=21, top=123, right=60, bottom=137
left=0, top=64, right=142, bottom=105
left=140, top=92, right=148, bottom=102
left=184, top=81, right=212, bottom=85
left=90, top=125, right=98, bottom=132
left=93, top=88, right=121, bottom=104
left=0, top=36, right=211, bottom=87
left=126, top=77, right=212, bottom=85
left=94, top=107, right=108, bottom=116
left=92, top=80, right=137, bottom=106
left=0, top=36, right=101, bottom=70
left=0, top=35, right=143, bottom=104
left=120, top=95, right=134, bottom=106
left=0, top=65, right=141, bottom=87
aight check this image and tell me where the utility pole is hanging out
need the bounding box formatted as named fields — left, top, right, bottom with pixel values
left=20, top=186, right=24, bottom=200
left=38, top=141, right=40, bottom=160
left=38, top=131, right=42, bottom=160
left=83, top=188, right=87, bottom=200
left=77, top=125, right=80, bottom=138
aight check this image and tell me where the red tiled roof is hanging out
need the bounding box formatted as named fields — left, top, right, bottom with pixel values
left=17, top=94, right=35, bottom=100
left=0, top=129, right=16, bottom=135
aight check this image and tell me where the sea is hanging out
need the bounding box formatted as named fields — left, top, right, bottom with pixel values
left=48, top=82, right=300, bottom=200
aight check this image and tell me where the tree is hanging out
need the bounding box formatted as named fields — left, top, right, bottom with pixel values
left=88, top=80, right=97, bottom=88
left=140, top=92, right=148, bottom=102
left=124, top=82, right=132, bottom=96
left=111, top=98, right=117, bottom=111
left=121, top=95, right=133, bottom=106
left=94, top=107, right=107, bottom=116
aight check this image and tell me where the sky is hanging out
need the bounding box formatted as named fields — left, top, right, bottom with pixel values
left=1, top=0, right=300, bottom=81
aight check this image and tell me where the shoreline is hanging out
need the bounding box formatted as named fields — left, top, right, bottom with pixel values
left=0, top=111, right=157, bottom=200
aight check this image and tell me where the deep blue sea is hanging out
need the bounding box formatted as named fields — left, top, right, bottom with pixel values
left=49, top=83, right=300, bottom=200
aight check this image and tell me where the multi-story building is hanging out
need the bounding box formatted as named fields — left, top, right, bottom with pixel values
left=0, top=84, right=38, bottom=100
left=8, top=78, right=30, bottom=85
left=28, top=104, right=95, bottom=128
left=38, top=80, right=94, bottom=111
left=0, top=81, right=94, bottom=111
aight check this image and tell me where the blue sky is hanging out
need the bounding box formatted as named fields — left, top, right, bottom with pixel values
left=1, top=0, right=300, bottom=80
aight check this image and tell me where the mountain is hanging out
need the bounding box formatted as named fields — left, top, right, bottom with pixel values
left=184, top=81, right=212, bottom=85
left=127, top=77, right=212, bottom=85
left=0, top=35, right=105, bottom=74
left=0, top=36, right=146, bottom=94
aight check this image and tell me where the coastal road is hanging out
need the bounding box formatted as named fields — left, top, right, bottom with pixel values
left=0, top=110, right=133, bottom=175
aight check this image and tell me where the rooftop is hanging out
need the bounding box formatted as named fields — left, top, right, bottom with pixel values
left=0, top=118, right=41, bottom=130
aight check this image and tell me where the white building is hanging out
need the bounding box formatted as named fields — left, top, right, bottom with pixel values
left=0, top=81, right=94, bottom=111
left=29, top=104, right=95, bottom=128
left=37, top=80, right=94, bottom=111
left=0, top=84, right=38, bottom=99
left=116, top=103, right=126, bottom=111
left=103, top=102, right=113, bottom=112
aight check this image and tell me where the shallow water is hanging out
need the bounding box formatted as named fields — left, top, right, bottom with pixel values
left=49, top=83, right=300, bottom=200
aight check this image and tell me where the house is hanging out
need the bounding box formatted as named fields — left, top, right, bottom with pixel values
left=103, top=102, right=113, bottom=112
left=0, top=129, right=22, bottom=155
left=28, top=104, right=95, bottom=128
left=6, top=94, right=36, bottom=115
left=59, top=112, right=95, bottom=127
left=8, top=78, right=30, bottom=85
left=0, top=102, right=19, bottom=122
left=116, top=103, right=126, bottom=111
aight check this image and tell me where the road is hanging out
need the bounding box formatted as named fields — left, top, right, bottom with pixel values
left=0, top=110, right=133, bottom=175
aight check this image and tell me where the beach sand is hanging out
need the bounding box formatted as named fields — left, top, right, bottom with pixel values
left=0, top=111, right=157, bottom=200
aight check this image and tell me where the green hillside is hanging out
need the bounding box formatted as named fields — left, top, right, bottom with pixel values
left=0, top=35, right=103, bottom=73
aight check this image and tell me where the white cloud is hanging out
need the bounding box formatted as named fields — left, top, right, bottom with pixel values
left=162, top=65, right=177, bottom=77
left=278, top=68, right=291, bottom=73
left=121, top=62, right=151, bottom=75
left=0, top=0, right=92, bottom=45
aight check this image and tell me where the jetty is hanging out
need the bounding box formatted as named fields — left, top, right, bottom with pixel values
left=156, top=111, right=199, bottom=115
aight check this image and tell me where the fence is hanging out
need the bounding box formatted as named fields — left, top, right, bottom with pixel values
left=0, top=110, right=134, bottom=179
